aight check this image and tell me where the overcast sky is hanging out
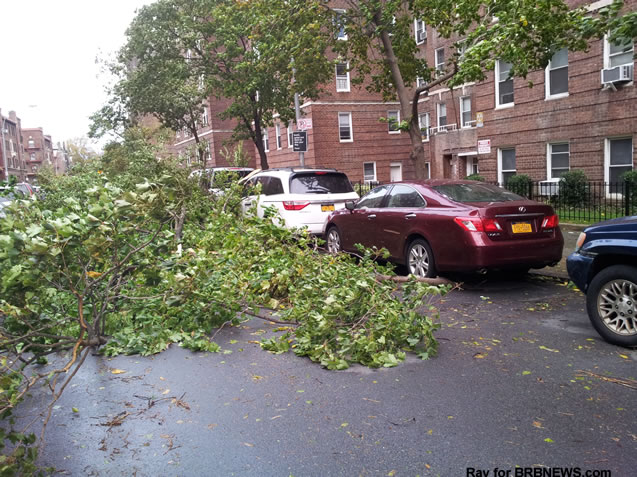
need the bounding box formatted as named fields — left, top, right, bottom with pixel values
left=0, top=0, right=152, bottom=149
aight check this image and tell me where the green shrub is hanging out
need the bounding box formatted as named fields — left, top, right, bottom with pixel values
left=621, top=170, right=637, bottom=213
left=465, top=174, right=485, bottom=182
left=559, top=170, right=589, bottom=208
left=505, top=174, right=532, bottom=197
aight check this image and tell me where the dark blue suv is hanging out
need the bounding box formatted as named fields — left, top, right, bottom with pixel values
left=566, top=216, right=637, bottom=347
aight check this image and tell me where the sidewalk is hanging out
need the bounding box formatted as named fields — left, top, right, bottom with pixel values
left=531, top=223, right=587, bottom=280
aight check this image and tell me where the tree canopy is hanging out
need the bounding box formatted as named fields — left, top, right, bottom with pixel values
left=334, top=0, right=622, bottom=178
left=95, top=0, right=335, bottom=170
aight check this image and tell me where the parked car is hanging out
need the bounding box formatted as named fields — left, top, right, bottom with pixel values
left=566, top=216, right=637, bottom=347
left=325, top=180, right=564, bottom=277
left=241, top=168, right=359, bottom=235
left=0, top=195, right=12, bottom=219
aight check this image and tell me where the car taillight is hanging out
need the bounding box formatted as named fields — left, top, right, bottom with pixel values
left=282, top=201, right=310, bottom=211
left=541, top=214, right=559, bottom=229
left=482, top=218, right=503, bottom=232
left=454, top=217, right=503, bottom=233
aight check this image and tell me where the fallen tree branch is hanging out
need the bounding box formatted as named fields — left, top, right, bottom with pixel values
left=576, top=370, right=637, bottom=390
left=375, top=274, right=454, bottom=286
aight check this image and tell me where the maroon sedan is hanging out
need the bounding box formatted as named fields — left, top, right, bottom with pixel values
left=325, top=180, right=564, bottom=277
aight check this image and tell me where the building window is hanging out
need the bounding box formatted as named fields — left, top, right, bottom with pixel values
left=30, top=153, right=36, bottom=161
left=606, top=137, right=633, bottom=183
left=28, top=137, right=34, bottom=148
left=205, top=142, right=212, bottom=162
left=546, top=48, right=568, bottom=98
left=338, top=112, right=353, bottom=142
left=460, top=97, right=472, bottom=128
left=335, top=63, right=350, bottom=92
left=435, top=48, right=445, bottom=72
left=437, top=103, right=447, bottom=127
left=418, top=113, right=430, bottom=141
left=387, top=110, right=400, bottom=133
left=498, top=148, right=516, bottom=184
left=416, top=77, right=426, bottom=88
left=334, top=9, right=347, bottom=41
left=275, top=123, right=282, bottom=149
left=202, top=106, right=209, bottom=127
left=496, top=60, right=514, bottom=107
left=262, top=129, right=269, bottom=152
left=287, top=123, right=294, bottom=148
left=548, top=143, right=570, bottom=179
left=605, top=36, right=634, bottom=68
left=414, top=19, right=426, bottom=44
left=363, top=162, right=376, bottom=183
left=425, top=162, right=431, bottom=179
left=467, top=157, right=479, bottom=176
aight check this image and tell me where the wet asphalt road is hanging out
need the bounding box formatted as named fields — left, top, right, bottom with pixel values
left=21, top=273, right=637, bottom=477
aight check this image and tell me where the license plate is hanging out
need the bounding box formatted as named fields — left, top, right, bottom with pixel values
left=321, top=204, right=335, bottom=212
left=512, top=222, right=532, bottom=234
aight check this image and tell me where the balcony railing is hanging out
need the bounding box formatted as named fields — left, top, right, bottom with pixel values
left=429, top=123, right=457, bottom=135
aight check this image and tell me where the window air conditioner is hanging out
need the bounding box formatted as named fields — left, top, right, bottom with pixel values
left=601, top=64, right=633, bottom=85
left=417, top=30, right=426, bottom=43
left=539, top=179, right=560, bottom=196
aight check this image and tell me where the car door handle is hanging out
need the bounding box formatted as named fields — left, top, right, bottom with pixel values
left=367, top=214, right=377, bottom=219
left=405, top=213, right=417, bottom=219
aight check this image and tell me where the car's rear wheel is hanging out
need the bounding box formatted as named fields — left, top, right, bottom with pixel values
left=406, top=239, right=436, bottom=278
left=586, top=265, right=637, bottom=347
left=326, top=226, right=342, bottom=254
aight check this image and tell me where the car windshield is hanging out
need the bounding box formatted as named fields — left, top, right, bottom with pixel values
left=432, top=183, right=523, bottom=203
left=289, top=172, right=354, bottom=194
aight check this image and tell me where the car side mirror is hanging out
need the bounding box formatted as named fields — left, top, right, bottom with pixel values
left=345, top=201, right=356, bottom=211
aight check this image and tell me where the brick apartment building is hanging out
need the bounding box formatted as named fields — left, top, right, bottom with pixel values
left=0, top=110, right=27, bottom=182
left=173, top=0, right=636, bottom=186
left=22, top=128, right=54, bottom=182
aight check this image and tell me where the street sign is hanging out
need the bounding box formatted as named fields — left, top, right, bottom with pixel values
left=298, top=118, right=313, bottom=131
left=477, top=139, right=491, bottom=155
left=476, top=112, right=484, bottom=128
left=292, top=131, right=307, bottom=152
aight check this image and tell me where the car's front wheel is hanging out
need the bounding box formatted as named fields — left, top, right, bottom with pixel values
left=586, top=265, right=637, bottom=347
left=326, top=226, right=342, bottom=254
left=406, top=239, right=436, bottom=278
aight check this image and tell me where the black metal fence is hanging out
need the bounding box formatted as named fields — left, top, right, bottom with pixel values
left=353, top=180, right=637, bottom=224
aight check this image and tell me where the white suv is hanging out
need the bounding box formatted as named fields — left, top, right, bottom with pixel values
left=241, top=168, right=359, bottom=235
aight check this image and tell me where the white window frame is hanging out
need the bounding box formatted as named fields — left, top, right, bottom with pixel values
left=418, top=113, right=430, bottom=142
left=547, top=142, right=570, bottom=179
left=495, top=60, right=514, bottom=108
left=425, top=162, right=431, bottom=179
left=414, top=19, right=426, bottom=45
left=435, top=48, right=445, bottom=72
left=338, top=112, right=353, bottom=143
left=275, top=123, right=282, bottom=149
left=205, top=142, right=212, bottom=162
left=287, top=123, right=294, bottom=148
left=334, top=9, right=347, bottom=41
left=387, top=110, right=400, bottom=134
left=262, top=129, right=269, bottom=152
left=545, top=48, right=569, bottom=100
left=466, top=156, right=479, bottom=177
left=335, top=62, right=350, bottom=92
left=202, top=106, right=209, bottom=127
left=437, top=103, right=447, bottom=127
left=416, top=77, right=426, bottom=88
left=363, top=162, right=377, bottom=183
left=498, top=147, right=516, bottom=184
left=604, top=35, right=635, bottom=69
left=390, top=162, right=403, bottom=182
left=460, top=96, right=472, bottom=128
left=604, top=136, right=634, bottom=184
